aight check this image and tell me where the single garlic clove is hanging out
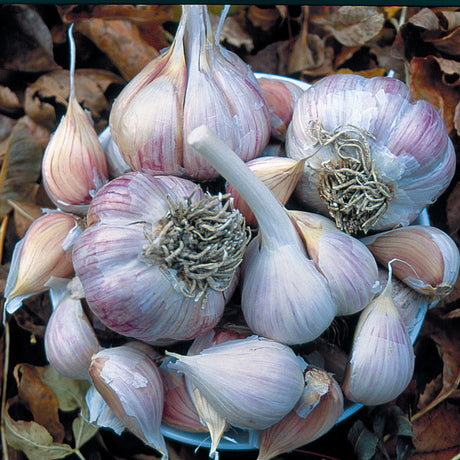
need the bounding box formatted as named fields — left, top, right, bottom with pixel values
left=362, top=225, right=460, bottom=299
left=167, top=335, right=306, bottom=431
left=258, top=77, right=305, bottom=140
left=342, top=267, right=415, bottom=406
left=258, top=366, right=344, bottom=460
left=159, top=359, right=206, bottom=433
left=89, top=342, right=168, bottom=459
left=291, top=210, right=380, bottom=316
left=226, top=157, right=305, bottom=227
left=42, top=27, right=108, bottom=214
left=4, top=211, right=81, bottom=314
left=45, top=291, right=100, bottom=380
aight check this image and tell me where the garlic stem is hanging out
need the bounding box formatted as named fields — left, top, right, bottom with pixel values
left=68, top=24, right=76, bottom=100
left=188, top=126, right=300, bottom=249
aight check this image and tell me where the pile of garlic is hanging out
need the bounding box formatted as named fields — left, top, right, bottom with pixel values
left=4, top=5, right=460, bottom=460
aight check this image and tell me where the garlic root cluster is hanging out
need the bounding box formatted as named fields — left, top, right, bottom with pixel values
left=3, top=4, right=460, bottom=460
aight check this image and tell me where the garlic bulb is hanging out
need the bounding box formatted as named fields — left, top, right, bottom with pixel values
left=342, top=264, right=415, bottom=406
left=72, top=171, right=248, bottom=344
left=258, top=366, right=344, bottom=460
left=188, top=125, right=337, bottom=345
left=89, top=342, right=167, bottom=459
left=286, top=74, right=456, bottom=235
left=42, top=25, right=108, bottom=215
left=290, top=210, right=379, bottom=316
left=109, top=5, right=270, bottom=180
left=167, top=335, right=306, bottom=430
left=258, top=77, right=305, bottom=140
left=45, top=292, right=100, bottom=380
left=362, top=225, right=460, bottom=299
left=226, top=156, right=305, bottom=227
left=4, top=211, right=81, bottom=314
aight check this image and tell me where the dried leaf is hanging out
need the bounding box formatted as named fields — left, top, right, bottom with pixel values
left=0, top=116, right=49, bottom=218
left=10, top=198, right=45, bottom=238
left=446, top=179, right=460, bottom=243
left=247, top=6, right=281, bottom=32
left=0, top=85, right=22, bottom=115
left=408, top=8, right=441, bottom=32
left=14, top=363, right=65, bottom=443
left=348, top=419, right=379, bottom=460
left=75, top=18, right=159, bottom=81
left=4, top=398, right=75, bottom=460
left=313, top=6, right=385, bottom=47
left=24, top=68, right=124, bottom=132
left=0, top=5, right=58, bottom=73
left=430, top=56, right=460, bottom=86
left=247, top=40, right=291, bottom=76
left=410, top=402, right=460, bottom=459
left=209, top=11, right=254, bottom=53
left=428, top=27, right=460, bottom=57
left=438, top=10, right=460, bottom=30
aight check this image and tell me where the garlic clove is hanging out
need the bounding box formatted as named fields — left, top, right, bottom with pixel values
left=4, top=211, right=81, bottom=314
left=89, top=342, right=168, bottom=459
left=291, top=210, right=380, bottom=316
left=362, top=225, right=460, bottom=299
left=167, top=335, right=306, bottom=431
left=258, top=77, right=305, bottom=140
left=258, top=366, right=344, bottom=460
left=159, top=359, right=206, bottom=433
left=226, top=157, right=305, bottom=227
left=42, top=26, right=108, bottom=215
left=342, top=266, right=415, bottom=406
left=45, top=292, right=100, bottom=380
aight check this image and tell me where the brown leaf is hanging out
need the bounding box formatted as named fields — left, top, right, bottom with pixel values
left=0, top=5, right=59, bottom=73
left=428, top=27, right=460, bottom=57
left=0, top=85, right=22, bottom=115
left=410, top=402, right=460, bottom=459
left=437, top=10, right=460, bottom=30
left=446, top=179, right=460, bottom=243
left=75, top=19, right=159, bottom=81
left=246, top=40, right=291, bottom=76
left=313, top=6, right=385, bottom=47
left=408, top=8, right=441, bottom=32
left=14, top=363, right=65, bottom=443
left=24, top=68, right=124, bottom=132
left=0, top=113, right=17, bottom=161
left=247, top=6, right=281, bottom=32
left=10, top=199, right=45, bottom=238
left=209, top=11, right=254, bottom=53
left=407, top=55, right=460, bottom=134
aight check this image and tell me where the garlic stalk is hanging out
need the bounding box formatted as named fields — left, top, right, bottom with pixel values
left=72, top=171, right=248, bottom=344
left=188, top=125, right=337, bottom=345
left=42, top=24, right=108, bottom=215
left=342, top=262, right=415, bottom=406
left=286, top=73, right=456, bottom=235
left=167, top=335, right=306, bottom=430
left=109, top=5, right=270, bottom=180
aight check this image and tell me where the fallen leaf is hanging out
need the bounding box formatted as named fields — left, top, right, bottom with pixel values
left=446, top=179, right=460, bottom=243
left=348, top=419, right=379, bottom=460
left=428, top=27, right=460, bottom=57
left=407, top=56, right=460, bottom=134
left=209, top=11, right=254, bottom=53
left=410, top=401, right=460, bottom=459
left=430, top=56, right=460, bottom=86
left=75, top=18, right=159, bottom=81
left=247, top=6, right=281, bottom=32
left=10, top=198, right=45, bottom=238
left=0, top=4, right=59, bottom=73
left=24, top=68, right=124, bottom=132
left=0, top=85, right=22, bottom=115
left=313, top=6, right=385, bottom=47
left=408, top=8, right=441, bottom=33
left=437, top=10, right=460, bottom=30
left=0, top=114, right=17, bottom=160
left=12, top=292, right=53, bottom=338
left=0, top=116, right=49, bottom=218
left=246, top=40, right=291, bottom=76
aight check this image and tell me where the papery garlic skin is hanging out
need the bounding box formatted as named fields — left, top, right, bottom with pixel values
left=45, top=293, right=100, bottom=380
left=167, top=336, right=306, bottom=430
left=72, top=171, right=245, bottom=345
left=4, top=212, right=80, bottom=314
left=286, top=74, right=456, bottom=234
left=362, top=225, right=460, bottom=299
left=109, top=5, right=270, bottom=180
left=342, top=274, right=415, bottom=406
left=89, top=342, right=168, bottom=459
left=226, top=157, right=305, bottom=227
left=258, top=366, right=344, bottom=460
left=291, top=210, right=380, bottom=316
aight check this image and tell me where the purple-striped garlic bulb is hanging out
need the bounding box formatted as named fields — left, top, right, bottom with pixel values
left=286, top=73, right=456, bottom=235
left=72, top=171, right=249, bottom=345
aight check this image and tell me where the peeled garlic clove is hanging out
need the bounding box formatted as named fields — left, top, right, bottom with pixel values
left=4, top=212, right=81, bottom=314
left=42, top=26, right=108, bottom=214
left=258, top=366, right=344, bottom=460
left=159, top=359, right=206, bottom=433
left=286, top=73, right=456, bottom=234
left=258, top=77, right=305, bottom=140
left=226, top=157, right=305, bottom=227
left=45, top=292, right=100, bottom=380
left=291, top=210, right=380, bottom=315
left=167, top=335, right=306, bottom=430
left=89, top=342, right=167, bottom=458
left=342, top=268, right=415, bottom=406
left=98, top=127, right=131, bottom=178
left=188, top=126, right=338, bottom=345
left=362, top=225, right=460, bottom=298
left=73, top=171, right=246, bottom=344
